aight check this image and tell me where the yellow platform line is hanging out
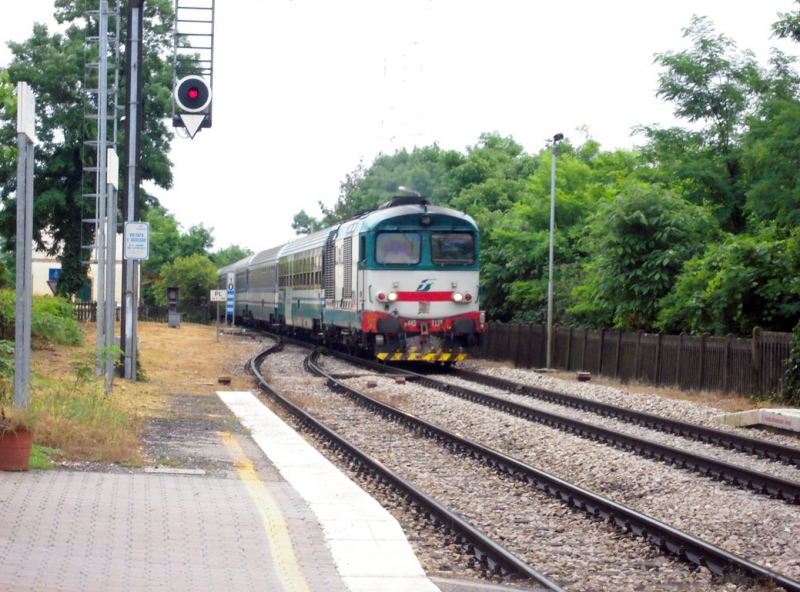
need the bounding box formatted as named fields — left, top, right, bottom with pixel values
left=218, top=431, right=311, bottom=592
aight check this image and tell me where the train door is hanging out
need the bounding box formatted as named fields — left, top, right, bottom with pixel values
left=281, top=256, right=292, bottom=326
left=322, top=230, right=337, bottom=329
left=357, top=233, right=366, bottom=313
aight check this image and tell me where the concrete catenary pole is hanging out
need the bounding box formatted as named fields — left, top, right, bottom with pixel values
left=14, top=82, right=35, bottom=409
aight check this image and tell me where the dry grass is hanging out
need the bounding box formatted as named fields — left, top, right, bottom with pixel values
left=29, top=321, right=263, bottom=465
left=24, top=321, right=760, bottom=466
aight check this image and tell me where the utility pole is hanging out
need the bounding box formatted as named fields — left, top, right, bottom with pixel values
left=14, top=83, right=35, bottom=409
left=120, top=0, right=144, bottom=381
left=546, top=133, right=563, bottom=370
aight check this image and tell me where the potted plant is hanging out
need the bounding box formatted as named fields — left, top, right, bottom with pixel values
left=0, top=406, right=35, bottom=471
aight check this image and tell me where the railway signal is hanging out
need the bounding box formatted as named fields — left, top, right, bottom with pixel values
left=173, top=75, right=212, bottom=139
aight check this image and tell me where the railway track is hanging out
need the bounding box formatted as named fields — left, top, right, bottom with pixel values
left=248, top=338, right=800, bottom=591
left=325, top=351, right=800, bottom=504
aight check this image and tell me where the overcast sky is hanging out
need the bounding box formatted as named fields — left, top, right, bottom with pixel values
left=2, top=1, right=798, bottom=253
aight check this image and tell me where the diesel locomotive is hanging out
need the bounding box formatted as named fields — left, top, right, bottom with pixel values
left=219, top=195, right=485, bottom=362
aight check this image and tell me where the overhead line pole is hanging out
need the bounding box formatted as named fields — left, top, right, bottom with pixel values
left=546, top=133, right=563, bottom=370
left=14, top=83, right=35, bottom=409
left=121, top=0, right=144, bottom=381
left=95, top=0, right=109, bottom=377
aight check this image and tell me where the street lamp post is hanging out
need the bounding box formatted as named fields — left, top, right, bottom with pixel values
left=547, top=133, right=564, bottom=369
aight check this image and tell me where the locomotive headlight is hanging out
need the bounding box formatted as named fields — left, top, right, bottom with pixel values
left=387, top=291, right=398, bottom=302
left=420, top=214, right=432, bottom=226
left=451, top=292, right=464, bottom=303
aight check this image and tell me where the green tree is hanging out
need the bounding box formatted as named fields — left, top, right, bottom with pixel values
left=0, top=70, right=14, bottom=168
left=0, top=0, right=175, bottom=297
left=479, top=139, right=641, bottom=322
left=636, top=16, right=763, bottom=233
left=177, top=223, right=213, bottom=258
left=740, top=48, right=800, bottom=226
left=317, top=144, right=456, bottom=226
left=141, top=206, right=218, bottom=305
left=291, top=210, right=320, bottom=235
left=570, top=184, right=719, bottom=330
left=447, top=134, right=538, bottom=218
left=143, top=205, right=181, bottom=272
left=155, top=253, right=217, bottom=307
left=210, top=244, right=253, bottom=269
left=772, top=1, right=800, bottom=43
left=656, top=224, right=800, bottom=336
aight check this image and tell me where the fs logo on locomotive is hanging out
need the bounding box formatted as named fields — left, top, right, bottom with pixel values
left=416, top=279, right=435, bottom=292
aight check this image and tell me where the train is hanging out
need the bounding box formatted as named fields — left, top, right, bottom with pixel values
left=218, top=195, right=485, bottom=362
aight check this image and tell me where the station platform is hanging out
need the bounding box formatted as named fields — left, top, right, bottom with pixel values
left=0, top=390, right=441, bottom=592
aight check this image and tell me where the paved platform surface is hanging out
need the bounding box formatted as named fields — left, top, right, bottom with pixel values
left=0, top=389, right=440, bottom=592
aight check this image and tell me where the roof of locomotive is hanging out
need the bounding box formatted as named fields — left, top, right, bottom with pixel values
left=359, top=199, right=477, bottom=232
left=218, top=196, right=477, bottom=274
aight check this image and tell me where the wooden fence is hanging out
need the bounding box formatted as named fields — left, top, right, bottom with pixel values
left=479, top=323, right=793, bottom=398
left=74, top=303, right=215, bottom=325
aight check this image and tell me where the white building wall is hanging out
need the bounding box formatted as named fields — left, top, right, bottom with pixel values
left=30, top=233, right=125, bottom=304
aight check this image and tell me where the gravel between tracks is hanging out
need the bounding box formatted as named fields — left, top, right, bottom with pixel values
left=261, top=346, right=799, bottom=592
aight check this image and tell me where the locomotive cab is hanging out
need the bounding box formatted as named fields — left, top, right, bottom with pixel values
left=356, top=197, right=485, bottom=362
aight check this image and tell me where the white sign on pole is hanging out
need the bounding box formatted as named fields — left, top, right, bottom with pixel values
left=16, top=82, right=36, bottom=142
left=107, top=148, right=119, bottom=189
left=124, top=221, right=150, bottom=260
left=210, top=290, right=226, bottom=302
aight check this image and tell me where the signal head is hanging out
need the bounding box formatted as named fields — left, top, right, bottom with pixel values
left=174, top=75, right=212, bottom=113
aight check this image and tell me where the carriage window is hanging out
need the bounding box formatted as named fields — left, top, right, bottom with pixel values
left=375, top=232, right=421, bottom=265
left=431, top=233, right=475, bottom=265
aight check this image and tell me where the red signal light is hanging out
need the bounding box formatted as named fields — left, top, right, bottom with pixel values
left=174, top=76, right=212, bottom=113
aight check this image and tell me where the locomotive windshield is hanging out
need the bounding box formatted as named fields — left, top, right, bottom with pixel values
left=375, top=232, right=421, bottom=265
left=431, top=233, right=475, bottom=265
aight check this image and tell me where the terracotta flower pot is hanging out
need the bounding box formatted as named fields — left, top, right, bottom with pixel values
left=0, top=429, right=34, bottom=471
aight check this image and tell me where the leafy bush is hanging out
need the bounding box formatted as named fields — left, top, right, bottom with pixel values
left=31, top=295, right=83, bottom=346
left=656, top=225, right=800, bottom=336
left=0, top=291, right=83, bottom=346
left=156, top=254, right=218, bottom=307
left=0, top=339, right=13, bottom=380
left=0, top=289, right=14, bottom=340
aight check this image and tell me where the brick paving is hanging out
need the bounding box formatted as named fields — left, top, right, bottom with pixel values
left=0, top=469, right=350, bottom=592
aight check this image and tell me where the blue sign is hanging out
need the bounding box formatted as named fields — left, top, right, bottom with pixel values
left=226, top=271, right=235, bottom=317
left=48, top=268, right=62, bottom=282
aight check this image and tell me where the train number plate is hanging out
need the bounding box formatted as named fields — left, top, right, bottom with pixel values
left=418, top=302, right=430, bottom=314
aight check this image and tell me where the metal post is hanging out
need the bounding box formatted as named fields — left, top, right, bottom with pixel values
left=95, top=0, right=109, bottom=376
left=122, top=0, right=143, bottom=381
left=104, top=148, right=119, bottom=392
left=14, top=83, right=35, bottom=409
left=546, top=133, right=563, bottom=369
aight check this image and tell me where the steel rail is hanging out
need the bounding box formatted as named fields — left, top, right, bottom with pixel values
left=247, top=338, right=565, bottom=590
left=324, top=351, right=800, bottom=503
left=307, top=349, right=800, bottom=592
left=449, top=366, right=800, bottom=467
